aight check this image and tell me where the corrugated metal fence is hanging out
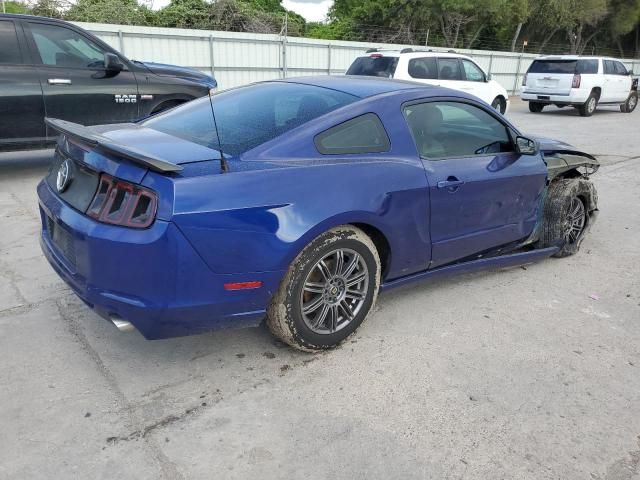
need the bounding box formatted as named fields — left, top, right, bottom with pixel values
left=76, top=22, right=640, bottom=95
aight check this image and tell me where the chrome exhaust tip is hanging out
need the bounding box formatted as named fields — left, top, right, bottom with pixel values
left=110, top=316, right=136, bottom=333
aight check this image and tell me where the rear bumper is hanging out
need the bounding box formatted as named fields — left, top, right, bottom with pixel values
left=38, top=180, right=283, bottom=339
left=521, top=89, right=590, bottom=105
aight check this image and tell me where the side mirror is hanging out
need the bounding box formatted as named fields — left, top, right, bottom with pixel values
left=104, top=53, right=124, bottom=73
left=515, top=136, right=539, bottom=155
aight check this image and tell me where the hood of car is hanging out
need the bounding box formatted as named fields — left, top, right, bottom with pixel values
left=530, top=136, right=599, bottom=179
left=138, top=61, right=217, bottom=88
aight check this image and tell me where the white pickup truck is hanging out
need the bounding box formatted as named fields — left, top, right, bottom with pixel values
left=521, top=56, right=638, bottom=116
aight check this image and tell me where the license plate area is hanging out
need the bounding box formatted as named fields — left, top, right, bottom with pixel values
left=47, top=215, right=76, bottom=266
left=537, top=95, right=551, bottom=100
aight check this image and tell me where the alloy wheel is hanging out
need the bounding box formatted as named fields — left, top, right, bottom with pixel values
left=564, top=197, right=586, bottom=244
left=300, top=248, right=369, bottom=334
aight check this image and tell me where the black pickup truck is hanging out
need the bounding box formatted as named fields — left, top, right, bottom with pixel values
left=0, top=14, right=217, bottom=151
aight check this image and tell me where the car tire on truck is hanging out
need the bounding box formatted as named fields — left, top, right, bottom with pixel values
left=529, top=102, right=544, bottom=113
left=578, top=91, right=598, bottom=117
left=620, top=91, right=638, bottom=113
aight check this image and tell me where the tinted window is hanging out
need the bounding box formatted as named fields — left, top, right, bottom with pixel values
left=529, top=60, right=577, bottom=74
left=29, top=23, right=107, bottom=68
left=315, top=113, right=390, bottom=154
left=143, top=82, right=358, bottom=156
left=438, top=58, right=462, bottom=80
left=603, top=60, right=616, bottom=75
left=404, top=102, right=512, bottom=159
left=614, top=61, right=628, bottom=75
left=576, top=59, right=598, bottom=74
left=462, top=59, right=485, bottom=82
left=408, top=57, right=438, bottom=79
left=0, top=21, right=22, bottom=64
left=347, top=56, right=398, bottom=78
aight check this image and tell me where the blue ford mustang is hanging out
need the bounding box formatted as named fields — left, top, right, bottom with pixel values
left=38, top=76, right=599, bottom=351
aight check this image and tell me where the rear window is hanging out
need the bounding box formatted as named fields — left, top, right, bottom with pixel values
left=142, top=83, right=358, bottom=156
left=347, top=56, right=399, bottom=78
left=528, top=59, right=598, bottom=74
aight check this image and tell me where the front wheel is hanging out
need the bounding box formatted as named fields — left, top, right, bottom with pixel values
left=536, top=179, right=595, bottom=257
left=491, top=96, right=506, bottom=114
left=267, top=226, right=381, bottom=351
left=620, top=91, right=638, bottom=113
left=529, top=102, right=544, bottom=113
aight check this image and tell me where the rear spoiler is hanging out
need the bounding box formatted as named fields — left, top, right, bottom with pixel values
left=45, top=117, right=183, bottom=173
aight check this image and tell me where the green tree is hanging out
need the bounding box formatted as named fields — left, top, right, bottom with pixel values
left=65, top=0, right=152, bottom=25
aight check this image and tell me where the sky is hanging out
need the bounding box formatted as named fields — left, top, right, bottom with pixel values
left=282, top=0, right=332, bottom=22
left=149, top=0, right=333, bottom=22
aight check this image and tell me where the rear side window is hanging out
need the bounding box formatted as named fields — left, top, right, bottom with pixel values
left=438, top=58, right=463, bottom=80
left=529, top=60, right=577, bottom=74
left=143, top=82, right=358, bottom=156
left=576, top=59, right=598, bottom=74
left=0, top=21, right=22, bottom=65
left=408, top=57, right=438, bottom=79
left=603, top=60, right=614, bottom=74
left=315, top=113, right=390, bottom=155
left=347, top=56, right=398, bottom=78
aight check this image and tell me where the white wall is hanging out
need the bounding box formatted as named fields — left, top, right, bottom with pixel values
left=75, top=22, right=640, bottom=95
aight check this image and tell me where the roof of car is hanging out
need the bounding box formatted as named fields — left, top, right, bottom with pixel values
left=275, top=75, right=434, bottom=98
left=356, top=49, right=472, bottom=60
left=534, top=55, right=621, bottom=61
left=0, top=13, right=68, bottom=23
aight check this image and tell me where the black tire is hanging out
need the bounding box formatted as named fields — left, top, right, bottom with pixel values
left=578, top=92, right=598, bottom=117
left=529, top=102, right=544, bottom=113
left=537, top=178, right=594, bottom=257
left=267, top=226, right=381, bottom=352
left=491, top=96, right=506, bottom=114
left=620, top=91, right=638, bottom=113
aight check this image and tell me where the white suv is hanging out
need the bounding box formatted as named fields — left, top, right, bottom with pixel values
left=521, top=56, right=638, bottom=116
left=346, top=49, right=510, bottom=114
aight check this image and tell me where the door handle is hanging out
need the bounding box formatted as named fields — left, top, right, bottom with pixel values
left=48, top=78, right=72, bottom=85
left=437, top=177, right=465, bottom=191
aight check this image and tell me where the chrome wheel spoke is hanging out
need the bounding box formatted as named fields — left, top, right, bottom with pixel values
left=303, top=295, right=324, bottom=315
left=346, top=271, right=366, bottom=287
left=342, top=254, right=359, bottom=278
left=334, top=250, right=344, bottom=276
left=329, top=305, right=339, bottom=332
left=344, top=288, right=365, bottom=300
left=339, top=300, right=354, bottom=321
left=312, top=303, right=330, bottom=329
left=316, top=260, right=332, bottom=281
left=304, top=281, right=325, bottom=294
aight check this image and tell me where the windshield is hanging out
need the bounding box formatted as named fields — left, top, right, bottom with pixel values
left=142, top=82, right=358, bottom=156
left=528, top=59, right=598, bottom=74
left=347, top=56, right=399, bottom=78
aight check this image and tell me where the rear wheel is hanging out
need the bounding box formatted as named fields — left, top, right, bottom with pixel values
left=529, top=102, right=544, bottom=113
left=491, top=96, right=506, bottom=114
left=579, top=92, right=598, bottom=116
left=537, top=179, right=593, bottom=257
left=267, top=226, right=381, bottom=351
left=620, top=91, right=638, bottom=113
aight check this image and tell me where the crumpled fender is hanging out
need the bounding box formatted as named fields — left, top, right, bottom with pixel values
left=530, top=136, right=599, bottom=180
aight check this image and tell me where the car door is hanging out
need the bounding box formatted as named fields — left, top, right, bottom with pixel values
left=0, top=19, right=46, bottom=148
left=403, top=100, right=548, bottom=268
left=602, top=60, right=620, bottom=102
left=613, top=61, right=632, bottom=101
left=406, top=56, right=439, bottom=86
left=459, top=58, right=493, bottom=104
left=23, top=20, right=139, bottom=134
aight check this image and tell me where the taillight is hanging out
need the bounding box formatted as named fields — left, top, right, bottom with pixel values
left=522, top=73, right=527, bottom=86
left=86, top=174, right=157, bottom=228
left=572, top=74, right=581, bottom=88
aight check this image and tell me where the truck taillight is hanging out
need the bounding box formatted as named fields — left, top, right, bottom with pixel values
left=86, top=174, right=157, bottom=229
left=572, top=74, right=581, bottom=88
left=522, top=73, right=527, bottom=86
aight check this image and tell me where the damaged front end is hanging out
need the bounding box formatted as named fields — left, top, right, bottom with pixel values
left=535, top=136, right=600, bottom=180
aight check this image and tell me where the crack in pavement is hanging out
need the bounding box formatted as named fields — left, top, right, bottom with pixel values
left=55, top=298, right=185, bottom=480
